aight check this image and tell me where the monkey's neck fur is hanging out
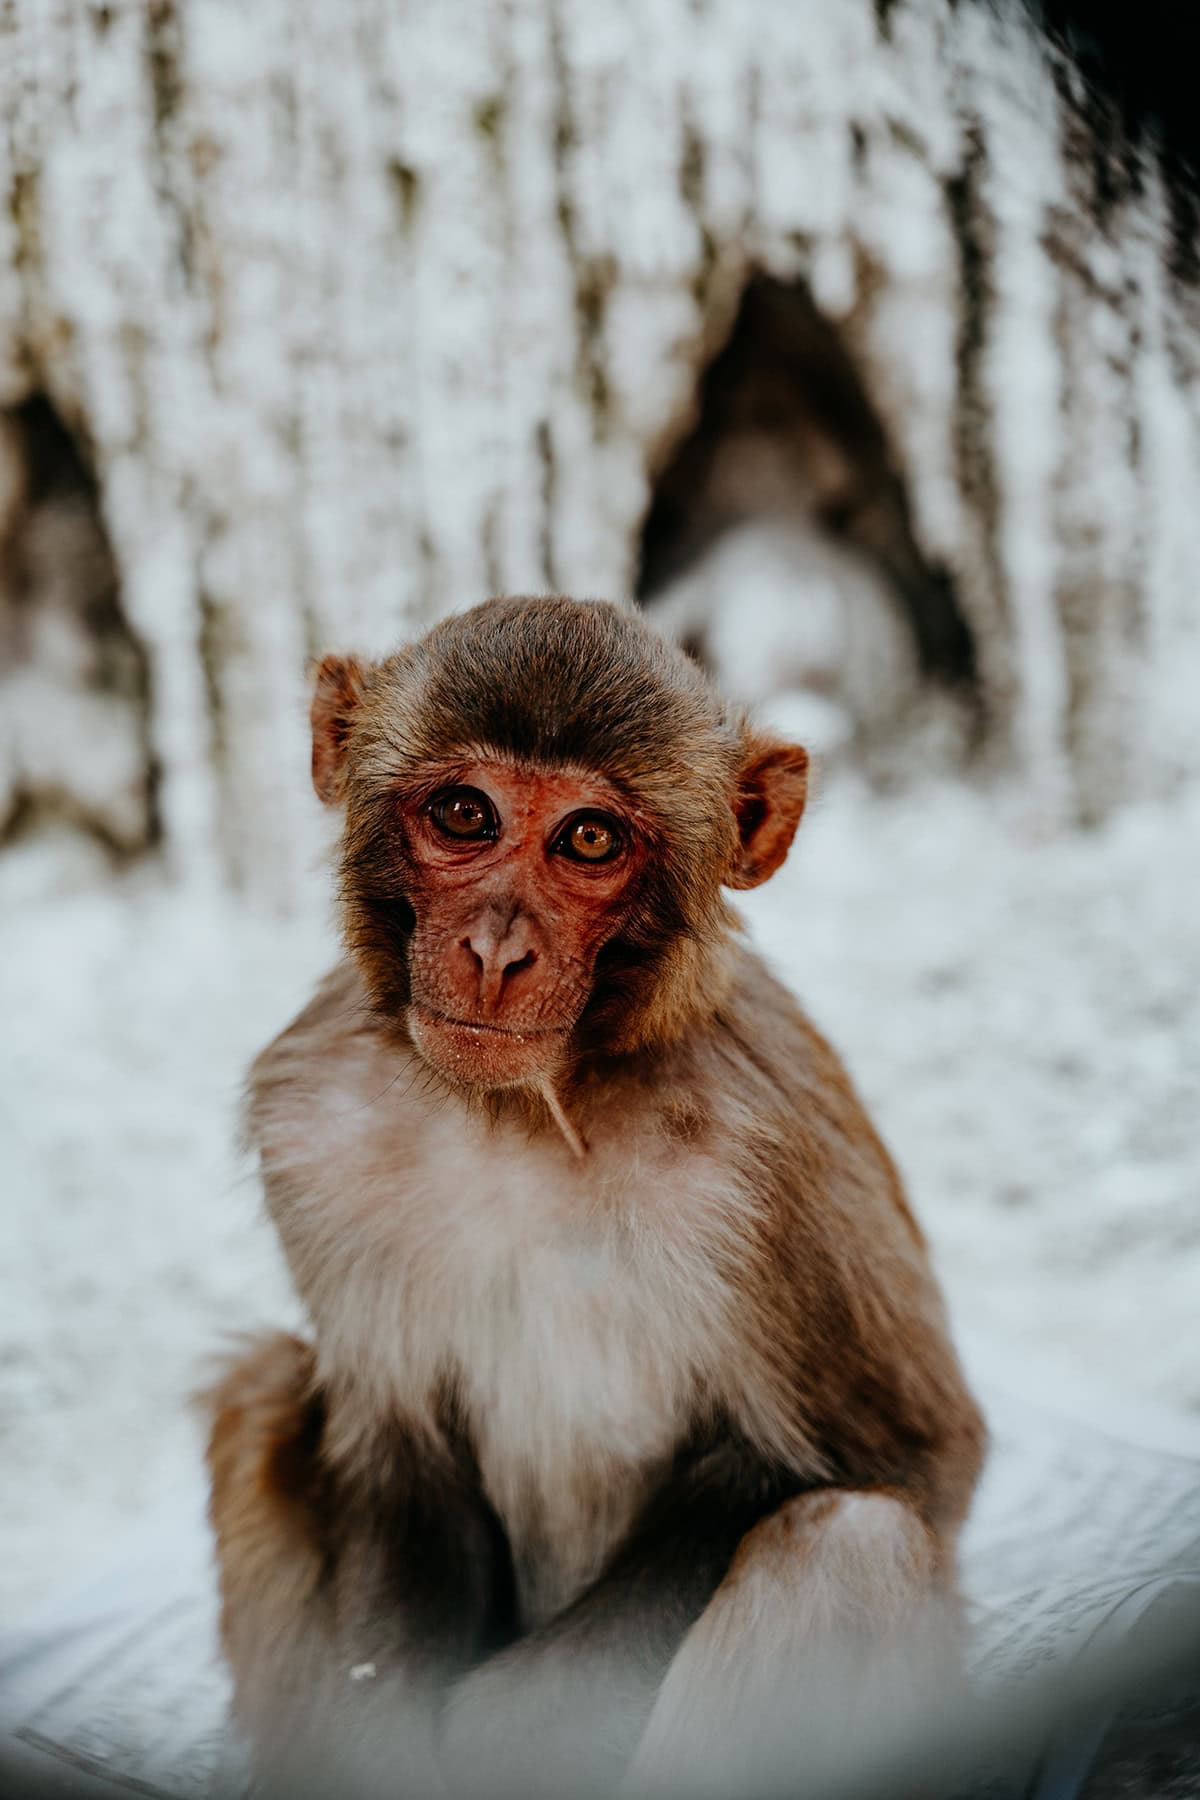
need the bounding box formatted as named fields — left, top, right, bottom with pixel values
left=387, top=923, right=739, bottom=1159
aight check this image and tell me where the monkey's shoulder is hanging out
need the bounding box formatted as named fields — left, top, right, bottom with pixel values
left=702, top=949, right=910, bottom=1202
left=244, top=962, right=377, bottom=1142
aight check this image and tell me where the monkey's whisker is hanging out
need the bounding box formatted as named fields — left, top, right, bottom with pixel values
left=538, top=1075, right=588, bottom=1159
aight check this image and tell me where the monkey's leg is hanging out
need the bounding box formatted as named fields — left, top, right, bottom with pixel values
left=439, top=1437, right=793, bottom=1800
left=206, top=1334, right=512, bottom=1799
left=620, top=1488, right=950, bottom=1800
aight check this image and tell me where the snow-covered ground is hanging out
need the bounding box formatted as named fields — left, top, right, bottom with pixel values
left=3, top=765, right=1199, bottom=1621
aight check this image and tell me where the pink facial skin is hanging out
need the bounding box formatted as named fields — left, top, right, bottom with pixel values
left=399, top=759, right=645, bottom=1090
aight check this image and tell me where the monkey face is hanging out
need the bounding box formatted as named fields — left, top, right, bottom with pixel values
left=311, top=598, right=809, bottom=1082
left=396, top=758, right=643, bottom=1091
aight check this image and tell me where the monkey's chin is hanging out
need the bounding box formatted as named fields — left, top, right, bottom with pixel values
left=407, top=1005, right=568, bottom=1092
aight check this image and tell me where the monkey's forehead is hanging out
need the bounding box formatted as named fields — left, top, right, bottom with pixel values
left=394, top=746, right=639, bottom=799
left=389, top=596, right=738, bottom=771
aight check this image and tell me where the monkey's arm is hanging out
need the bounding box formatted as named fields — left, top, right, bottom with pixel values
left=206, top=1334, right=512, bottom=1798
left=439, top=1434, right=798, bottom=1799
left=620, top=1486, right=952, bottom=1800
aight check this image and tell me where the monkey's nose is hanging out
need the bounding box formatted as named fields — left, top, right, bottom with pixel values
left=459, top=931, right=539, bottom=1013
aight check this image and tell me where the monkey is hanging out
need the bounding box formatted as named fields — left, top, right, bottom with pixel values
left=206, top=595, right=985, bottom=1800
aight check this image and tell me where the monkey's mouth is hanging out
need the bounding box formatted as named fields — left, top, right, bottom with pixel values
left=407, top=1004, right=569, bottom=1089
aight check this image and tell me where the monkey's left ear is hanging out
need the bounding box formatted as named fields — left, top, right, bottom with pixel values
left=726, top=737, right=809, bottom=890
left=311, top=653, right=369, bottom=805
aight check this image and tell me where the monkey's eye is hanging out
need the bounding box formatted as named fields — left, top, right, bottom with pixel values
left=553, top=813, right=622, bottom=864
left=429, top=787, right=498, bottom=841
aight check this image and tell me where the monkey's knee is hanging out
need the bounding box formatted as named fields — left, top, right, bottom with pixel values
left=732, top=1488, right=940, bottom=1627
left=623, top=1492, right=949, bottom=1799
left=204, top=1335, right=329, bottom=1723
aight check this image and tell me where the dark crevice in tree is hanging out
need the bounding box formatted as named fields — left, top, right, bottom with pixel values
left=145, top=0, right=183, bottom=135
left=473, top=93, right=508, bottom=155
left=144, top=0, right=197, bottom=289
left=873, top=0, right=898, bottom=43
left=635, top=273, right=977, bottom=690
left=195, top=584, right=228, bottom=787
left=387, top=160, right=421, bottom=234
left=945, top=119, right=1008, bottom=683
left=535, top=419, right=558, bottom=590
left=10, top=165, right=41, bottom=291
left=0, top=394, right=160, bottom=861
left=546, top=0, right=613, bottom=438
left=679, top=106, right=719, bottom=315
left=1044, top=22, right=1144, bottom=231
left=679, top=116, right=705, bottom=213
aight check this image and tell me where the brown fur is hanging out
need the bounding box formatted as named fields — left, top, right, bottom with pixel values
left=205, top=1337, right=329, bottom=1748
left=207, top=596, right=985, bottom=1798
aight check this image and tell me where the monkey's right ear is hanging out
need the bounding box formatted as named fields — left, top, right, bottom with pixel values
left=311, top=653, right=368, bottom=805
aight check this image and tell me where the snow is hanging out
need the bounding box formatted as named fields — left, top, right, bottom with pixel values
left=4, top=756, right=1199, bottom=1622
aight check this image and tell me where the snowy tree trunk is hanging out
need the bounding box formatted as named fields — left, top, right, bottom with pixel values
left=1, top=0, right=1196, bottom=895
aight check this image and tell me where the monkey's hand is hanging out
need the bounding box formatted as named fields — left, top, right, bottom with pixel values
left=438, top=1638, right=648, bottom=1800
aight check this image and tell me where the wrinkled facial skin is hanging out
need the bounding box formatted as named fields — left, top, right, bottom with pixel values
left=399, top=758, right=645, bottom=1091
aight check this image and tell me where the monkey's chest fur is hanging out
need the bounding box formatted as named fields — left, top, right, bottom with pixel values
left=256, top=1026, right=756, bottom=1630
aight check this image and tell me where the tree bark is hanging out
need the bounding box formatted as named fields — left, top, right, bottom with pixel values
left=1, top=0, right=1196, bottom=894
